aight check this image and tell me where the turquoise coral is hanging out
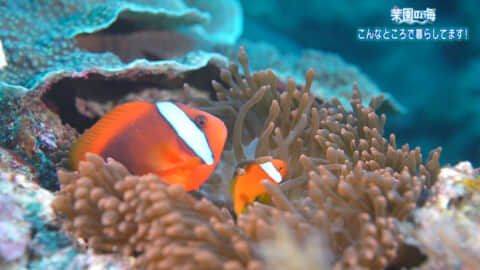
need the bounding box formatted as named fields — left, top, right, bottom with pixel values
left=0, top=0, right=242, bottom=91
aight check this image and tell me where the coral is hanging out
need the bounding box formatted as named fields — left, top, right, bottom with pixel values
left=0, top=92, right=78, bottom=190
left=0, top=0, right=241, bottom=91
left=52, top=153, right=263, bottom=269
left=75, top=30, right=196, bottom=63
left=426, top=161, right=479, bottom=211
left=402, top=208, right=480, bottom=270
left=399, top=162, right=480, bottom=269
left=183, top=0, right=243, bottom=45
left=217, top=40, right=405, bottom=114
left=0, top=159, right=133, bottom=270
left=0, top=147, right=38, bottom=183
left=0, top=194, right=30, bottom=262
left=0, top=158, right=68, bottom=269
left=28, top=247, right=132, bottom=270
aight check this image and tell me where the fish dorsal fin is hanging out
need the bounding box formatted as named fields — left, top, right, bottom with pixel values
left=235, top=160, right=257, bottom=169
left=69, top=101, right=153, bottom=169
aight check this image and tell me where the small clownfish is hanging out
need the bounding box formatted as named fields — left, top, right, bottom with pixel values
left=457, top=177, right=480, bottom=191
left=230, top=159, right=287, bottom=215
left=69, top=101, right=227, bottom=191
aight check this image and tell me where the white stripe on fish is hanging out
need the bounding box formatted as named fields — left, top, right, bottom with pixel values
left=156, top=102, right=214, bottom=165
left=260, top=161, right=283, bottom=183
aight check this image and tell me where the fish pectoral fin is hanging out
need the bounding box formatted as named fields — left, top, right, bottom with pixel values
left=458, top=178, right=480, bottom=191
left=157, top=156, right=202, bottom=176
left=149, top=143, right=200, bottom=172
left=158, top=161, right=200, bottom=188
left=255, top=193, right=272, bottom=204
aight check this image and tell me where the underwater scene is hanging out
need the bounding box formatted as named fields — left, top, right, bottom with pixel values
left=0, top=0, right=478, bottom=269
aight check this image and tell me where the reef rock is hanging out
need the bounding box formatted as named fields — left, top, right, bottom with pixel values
left=400, top=162, right=480, bottom=269
left=0, top=148, right=130, bottom=270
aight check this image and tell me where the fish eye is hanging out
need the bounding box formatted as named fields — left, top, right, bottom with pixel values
left=194, top=115, right=207, bottom=129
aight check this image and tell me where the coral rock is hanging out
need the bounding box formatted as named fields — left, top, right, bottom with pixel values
left=400, top=162, right=480, bottom=269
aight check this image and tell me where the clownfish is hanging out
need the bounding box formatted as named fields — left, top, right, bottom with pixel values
left=69, top=101, right=227, bottom=191
left=457, top=177, right=480, bottom=191
left=230, top=159, right=287, bottom=215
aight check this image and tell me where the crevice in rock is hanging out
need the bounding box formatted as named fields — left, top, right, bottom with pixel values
left=75, top=30, right=196, bottom=63
left=40, top=64, right=220, bottom=133
left=74, top=17, right=198, bottom=63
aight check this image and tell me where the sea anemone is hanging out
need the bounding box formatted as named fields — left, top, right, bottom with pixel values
left=52, top=153, right=263, bottom=270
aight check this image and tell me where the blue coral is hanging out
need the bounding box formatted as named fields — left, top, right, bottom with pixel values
left=0, top=0, right=242, bottom=91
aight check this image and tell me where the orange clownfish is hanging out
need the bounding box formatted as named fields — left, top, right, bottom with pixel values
left=230, top=159, right=287, bottom=215
left=69, top=101, right=227, bottom=191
